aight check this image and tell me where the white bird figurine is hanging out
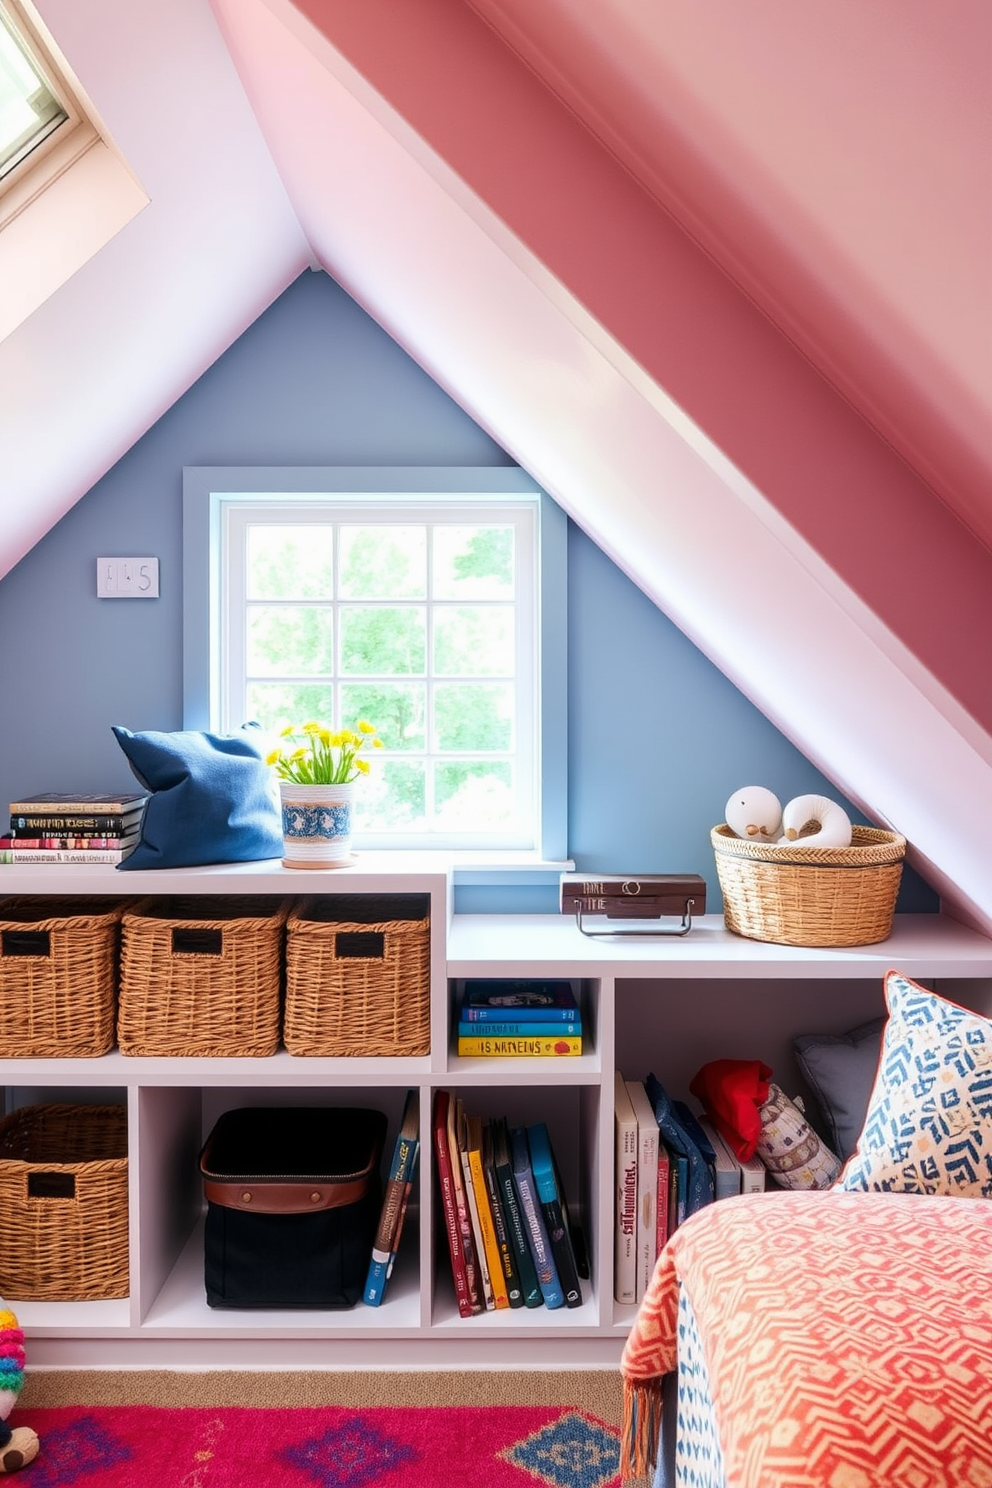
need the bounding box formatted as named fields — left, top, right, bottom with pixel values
left=779, top=793, right=852, bottom=848
left=725, top=786, right=783, bottom=842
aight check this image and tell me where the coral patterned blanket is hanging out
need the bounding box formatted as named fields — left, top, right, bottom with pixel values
left=620, top=1189, right=992, bottom=1486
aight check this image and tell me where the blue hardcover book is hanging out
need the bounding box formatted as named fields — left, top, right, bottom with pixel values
left=645, top=1074, right=714, bottom=1218
left=510, top=1126, right=565, bottom=1309
left=526, top=1122, right=582, bottom=1307
left=674, top=1100, right=718, bottom=1199
left=363, top=1089, right=419, bottom=1306
left=460, top=981, right=579, bottom=1023
left=456, top=1019, right=582, bottom=1038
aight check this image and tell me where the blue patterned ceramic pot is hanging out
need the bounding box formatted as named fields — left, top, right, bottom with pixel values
left=279, top=782, right=354, bottom=868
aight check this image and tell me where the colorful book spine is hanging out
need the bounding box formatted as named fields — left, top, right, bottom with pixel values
left=481, top=1121, right=523, bottom=1307
left=492, top=1117, right=542, bottom=1308
left=613, top=1071, right=638, bottom=1306
left=363, top=1089, right=419, bottom=1306
left=0, top=837, right=138, bottom=850
left=7, top=794, right=148, bottom=814
left=738, top=1151, right=768, bottom=1194
left=459, top=1006, right=579, bottom=1024
left=457, top=1102, right=493, bottom=1310
left=459, top=980, right=579, bottom=1022
left=466, top=1114, right=509, bottom=1309
left=670, top=1150, right=689, bottom=1232
left=0, top=848, right=135, bottom=864
left=510, top=1127, right=564, bottom=1309
left=456, top=1035, right=582, bottom=1057
left=625, top=1080, right=659, bottom=1301
left=431, top=1091, right=473, bottom=1319
left=456, top=1020, right=582, bottom=1038
left=8, top=814, right=144, bottom=835
left=526, top=1122, right=582, bottom=1308
left=654, top=1140, right=671, bottom=1259
left=698, top=1117, right=742, bottom=1201
left=446, top=1096, right=484, bottom=1314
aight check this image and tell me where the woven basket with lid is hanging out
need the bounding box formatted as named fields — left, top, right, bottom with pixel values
left=711, top=823, right=906, bottom=947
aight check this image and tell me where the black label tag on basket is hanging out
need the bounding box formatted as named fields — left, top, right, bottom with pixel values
left=1, top=929, right=51, bottom=958
left=335, top=931, right=384, bottom=960
left=172, top=927, right=224, bottom=956
left=28, top=1172, right=76, bottom=1200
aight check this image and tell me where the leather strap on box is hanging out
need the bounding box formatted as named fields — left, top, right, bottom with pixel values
left=202, top=1177, right=368, bottom=1213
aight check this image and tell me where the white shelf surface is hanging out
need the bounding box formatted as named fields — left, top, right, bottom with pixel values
left=141, top=1219, right=425, bottom=1337
left=0, top=1053, right=434, bottom=1087
left=447, top=912, right=992, bottom=979
left=0, top=854, right=452, bottom=896
left=12, top=1297, right=132, bottom=1337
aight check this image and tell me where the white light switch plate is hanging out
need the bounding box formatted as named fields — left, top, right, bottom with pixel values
left=97, top=557, right=159, bottom=598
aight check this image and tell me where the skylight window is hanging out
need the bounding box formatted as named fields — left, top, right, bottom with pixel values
left=0, top=0, right=148, bottom=341
left=0, top=3, right=67, bottom=182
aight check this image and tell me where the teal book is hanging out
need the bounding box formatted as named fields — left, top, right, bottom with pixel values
left=456, top=1020, right=582, bottom=1038
left=526, top=1122, right=582, bottom=1308
left=510, top=1126, right=564, bottom=1309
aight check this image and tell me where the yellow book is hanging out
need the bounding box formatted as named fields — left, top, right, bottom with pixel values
left=455, top=1098, right=492, bottom=1310
left=457, top=1034, right=583, bottom=1057
left=466, top=1114, right=509, bottom=1309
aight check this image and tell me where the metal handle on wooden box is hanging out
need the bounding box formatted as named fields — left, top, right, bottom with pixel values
left=573, top=897, right=697, bottom=939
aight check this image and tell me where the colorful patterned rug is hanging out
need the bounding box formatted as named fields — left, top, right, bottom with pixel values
left=9, top=1403, right=626, bottom=1487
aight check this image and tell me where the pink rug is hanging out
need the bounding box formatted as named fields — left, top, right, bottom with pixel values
left=11, top=1404, right=623, bottom=1487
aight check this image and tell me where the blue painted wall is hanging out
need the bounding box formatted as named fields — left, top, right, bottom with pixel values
left=0, top=270, right=935, bottom=913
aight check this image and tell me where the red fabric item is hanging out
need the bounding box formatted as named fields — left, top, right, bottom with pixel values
left=689, top=1058, right=772, bottom=1160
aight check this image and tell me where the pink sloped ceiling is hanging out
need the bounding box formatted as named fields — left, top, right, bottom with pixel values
left=464, top=0, right=992, bottom=553
left=212, top=0, right=992, bottom=932
left=275, top=0, right=992, bottom=741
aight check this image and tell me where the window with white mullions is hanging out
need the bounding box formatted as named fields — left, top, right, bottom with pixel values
left=0, top=1, right=68, bottom=182
left=221, top=499, right=538, bottom=849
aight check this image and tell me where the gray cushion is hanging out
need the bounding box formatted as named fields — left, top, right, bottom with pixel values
left=793, top=1017, right=885, bottom=1161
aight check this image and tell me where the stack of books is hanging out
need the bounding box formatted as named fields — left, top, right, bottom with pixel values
left=432, top=1090, right=588, bottom=1317
left=614, top=1070, right=766, bottom=1306
left=0, top=791, right=148, bottom=866
left=455, top=978, right=583, bottom=1057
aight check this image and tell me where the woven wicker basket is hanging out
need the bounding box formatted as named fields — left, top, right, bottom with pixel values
left=0, top=897, right=131, bottom=1057
left=284, top=895, right=431, bottom=1056
left=0, top=1103, right=129, bottom=1300
left=118, top=896, right=291, bottom=1056
left=711, top=823, right=906, bottom=947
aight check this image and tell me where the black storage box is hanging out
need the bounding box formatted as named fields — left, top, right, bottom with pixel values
left=199, top=1106, right=387, bottom=1309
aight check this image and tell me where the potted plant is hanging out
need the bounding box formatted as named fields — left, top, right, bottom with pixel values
left=267, top=720, right=382, bottom=868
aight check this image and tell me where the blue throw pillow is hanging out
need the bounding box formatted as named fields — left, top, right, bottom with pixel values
left=111, top=724, right=283, bottom=869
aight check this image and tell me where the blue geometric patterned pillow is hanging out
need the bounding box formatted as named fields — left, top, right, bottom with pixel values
left=839, top=970, right=992, bottom=1197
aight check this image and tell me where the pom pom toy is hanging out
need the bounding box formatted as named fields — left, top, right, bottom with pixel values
left=724, top=786, right=782, bottom=843
left=780, top=793, right=852, bottom=848
left=0, top=1305, right=38, bottom=1473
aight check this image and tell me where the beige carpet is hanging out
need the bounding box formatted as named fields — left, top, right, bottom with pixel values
left=20, top=1369, right=626, bottom=1421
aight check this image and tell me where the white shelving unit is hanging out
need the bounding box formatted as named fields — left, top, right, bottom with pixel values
left=3, top=859, right=992, bottom=1370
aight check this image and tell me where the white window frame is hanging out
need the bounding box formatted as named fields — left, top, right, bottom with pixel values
left=0, top=0, right=96, bottom=227
left=183, top=467, right=568, bottom=863
left=0, top=0, right=148, bottom=340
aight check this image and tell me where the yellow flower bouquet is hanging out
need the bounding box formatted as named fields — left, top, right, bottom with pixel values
left=266, top=720, right=382, bottom=785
